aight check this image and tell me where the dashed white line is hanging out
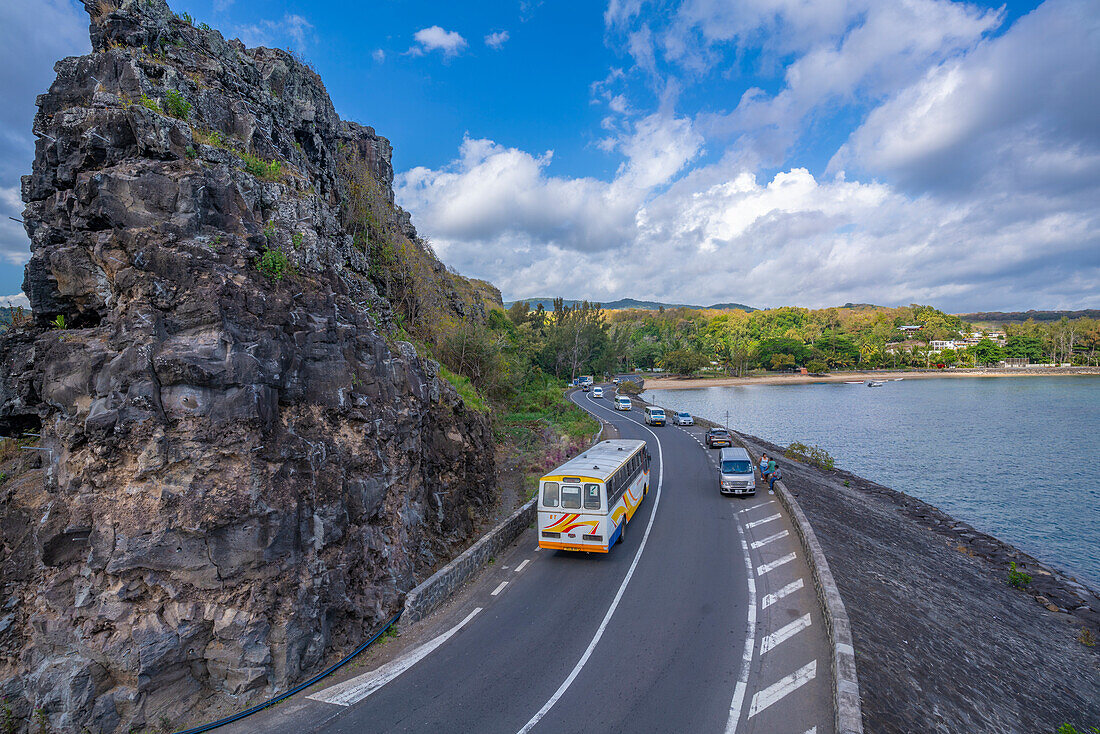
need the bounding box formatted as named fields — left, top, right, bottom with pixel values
left=760, top=613, right=812, bottom=655
left=761, top=578, right=804, bottom=609
left=744, top=513, right=781, bottom=529
left=756, top=552, right=797, bottom=575
left=308, top=607, right=483, bottom=706
left=516, top=394, right=667, bottom=734
left=738, top=501, right=775, bottom=513
left=515, top=559, right=530, bottom=572
left=491, top=581, right=508, bottom=596
left=750, top=530, right=789, bottom=549
left=748, top=660, right=818, bottom=717
left=725, top=524, right=758, bottom=734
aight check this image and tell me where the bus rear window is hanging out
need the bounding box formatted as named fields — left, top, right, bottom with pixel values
left=542, top=481, right=559, bottom=507
left=561, top=485, right=581, bottom=509
left=583, top=484, right=601, bottom=510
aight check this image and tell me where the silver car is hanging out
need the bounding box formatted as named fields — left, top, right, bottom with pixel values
left=674, top=411, right=694, bottom=426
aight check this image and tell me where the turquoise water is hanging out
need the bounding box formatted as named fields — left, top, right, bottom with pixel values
left=646, top=377, right=1100, bottom=587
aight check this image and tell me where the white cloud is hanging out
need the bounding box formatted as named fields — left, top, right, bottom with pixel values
left=0, top=293, right=29, bottom=308
left=372, top=48, right=386, bottom=63
left=484, top=30, right=509, bottom=50
left=831, top=0, right=1100, bottom=197
left=410, top=26, right=468, bottom=57
left=235, top=13, right=316, bottom=53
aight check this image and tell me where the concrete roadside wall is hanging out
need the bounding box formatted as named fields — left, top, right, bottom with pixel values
left=402, top=498, right=537, bottom=625
left=402, top=389, right=606, bottom=627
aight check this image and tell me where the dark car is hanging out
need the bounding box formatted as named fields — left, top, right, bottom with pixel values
left=705, top=428, right=733, bottom=448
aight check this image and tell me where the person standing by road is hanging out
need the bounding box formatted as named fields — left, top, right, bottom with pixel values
left=759, top=453, right=769, bottom=480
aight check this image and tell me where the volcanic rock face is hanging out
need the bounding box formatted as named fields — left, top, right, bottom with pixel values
left=0, top=1, right=496, bottom=731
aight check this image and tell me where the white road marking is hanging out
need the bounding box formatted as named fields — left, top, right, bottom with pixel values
left=744, top=513, right=781, bottom=529
left=750, top=530, right=789, bottom=549
left=760, top=613, right=812, bottom=655
left=804, top=727, right=818, bottom=734
left=748, top=660, right=818, bottom=717
left=738, top=501, right=775, bottom=513
left=757, top=552, right=797, bottom=575
left=491, top=581, right=508, bottom=596
left=725, top=524, right=757, bottom=734
left=761, top=578, right=804, bottom=610
left=515, top=559, right=530, bottom=572
left=308, top=607, right=483, bottom=706
left=533, top=546, right=540, bottom=552
left=516, top=395, right=666, bottom=734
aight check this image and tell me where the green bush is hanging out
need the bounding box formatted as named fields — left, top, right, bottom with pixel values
left=138, top=94, right=160, bottom=112
left=785, top=441, right=835, bottom=470
left=257, top=247, right=291, bottom=280
left=1057, top=725, right=1100, bottom=734
left=291, top=232, right=304, bottom=249
left=1008, top=561, right=1032, bottom=589
left=806, top=359, right=828, bottom=373
left=165, top=89, right=191, bottom=119
left=439, top=365, right=489, bottom=412
left=241, top=151, right=283, bottom=181
left=50, top=314, right=67, bottom=330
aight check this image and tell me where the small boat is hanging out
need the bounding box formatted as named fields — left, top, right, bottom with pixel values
left=866, top=380, right=885, bottom=387
left=845, top=381, right=864, bottom=384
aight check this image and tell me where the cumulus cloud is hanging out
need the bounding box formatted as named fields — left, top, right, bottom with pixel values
left=0, top=293, right=29, bottom=308
left=372, top=48, right=385, bottom=63
left=830, top=0, right=1100, bottom=198
left=484, top=30, right=509, bottom=50
left=410, top=26, right=468, bottom=57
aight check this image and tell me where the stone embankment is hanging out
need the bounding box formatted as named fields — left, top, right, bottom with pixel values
left=737, top=433, right=1100, bottom=734
left=0, top=2, right=500, bottom=732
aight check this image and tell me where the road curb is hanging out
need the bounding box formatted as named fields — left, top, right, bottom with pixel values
left=402, top=497, right=537, bottom=626
left=769, top=474, right=864, bottom=734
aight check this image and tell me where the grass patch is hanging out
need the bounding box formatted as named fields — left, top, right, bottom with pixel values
left=784, top=441, right=836, bottom=470
left=138, top=93, right=160, bottom=113
left=439, top=366, right=489, bottom=413
left=241, top=151, right=284, bottom=181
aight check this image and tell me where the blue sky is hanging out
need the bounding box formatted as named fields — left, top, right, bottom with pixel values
left=1, top=0, right=1097, bottom=311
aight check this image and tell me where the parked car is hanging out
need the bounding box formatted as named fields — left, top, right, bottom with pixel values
left=705, top=428, right=732, bottom=448
left=592, top=387, right=604, bottom=398
left=674, top=411, right=694, bottom=426
left=717, top=447, right=756, bottom=496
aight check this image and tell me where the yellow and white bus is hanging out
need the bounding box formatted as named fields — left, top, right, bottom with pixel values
left=538, top=439, right=651, bottom=552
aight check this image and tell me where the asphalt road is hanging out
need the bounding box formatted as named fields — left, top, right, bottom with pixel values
left=231, top=383, right=831, bottom=734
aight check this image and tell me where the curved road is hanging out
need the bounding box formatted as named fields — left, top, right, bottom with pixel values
left=232, top=382, right=831, bottom=734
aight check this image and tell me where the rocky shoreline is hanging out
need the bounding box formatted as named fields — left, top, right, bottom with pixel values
left=735, top=431, right=1100, bottom=733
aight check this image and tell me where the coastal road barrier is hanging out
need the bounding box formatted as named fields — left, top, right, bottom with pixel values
left=640, top=392, right=863, bottom=734
left=402, top=390, right=605, bottom=627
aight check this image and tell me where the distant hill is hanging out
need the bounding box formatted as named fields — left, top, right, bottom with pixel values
left=956, top=309, right=1100, bottom=323
left=505, top=297, right=756, bottom=312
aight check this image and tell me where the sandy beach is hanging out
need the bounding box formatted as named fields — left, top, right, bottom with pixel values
left=642, top=366, right=1100, bottom=390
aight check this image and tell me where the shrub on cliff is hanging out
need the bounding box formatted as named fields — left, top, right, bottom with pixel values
left=241, top=151, right=283, bottom=181
left=165, top=89, right=191, bottom=118
left=257, top=246, right=291, bottom=280
left=785, top=441, right=836, bottom=470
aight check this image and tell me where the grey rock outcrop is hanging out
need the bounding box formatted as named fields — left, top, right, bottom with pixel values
left=0, top=1, right=496, bottom=731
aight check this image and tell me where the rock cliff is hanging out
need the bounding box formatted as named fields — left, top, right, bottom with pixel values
left=0, top=1, right=499, bottom=731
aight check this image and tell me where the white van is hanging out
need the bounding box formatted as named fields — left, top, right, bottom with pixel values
left=615, top=396, right=632, bottom=411
left=592, top=387, right=604, bottom=398
left=718, top=447, right=756, bottom=496
left=643, top=406, right=666, bottom=426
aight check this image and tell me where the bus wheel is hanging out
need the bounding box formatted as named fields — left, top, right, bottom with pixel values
left=644, top=483, right=649, bottom=496
left=617, top=522, right=626, bottom=544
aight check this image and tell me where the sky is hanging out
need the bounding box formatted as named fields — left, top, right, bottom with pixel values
left=0, top=0, right=1097, bottom=312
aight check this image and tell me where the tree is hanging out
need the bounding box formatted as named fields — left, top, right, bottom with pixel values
left=968, top=338, right=1004, bottom=366
left=1004, top=335, right=1044, bottom=362
left=661, top=349, right=709, bottom=375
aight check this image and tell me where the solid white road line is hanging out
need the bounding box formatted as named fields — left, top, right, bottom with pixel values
left=738, top=501, right=775, bottom=513
left=761, top=578, right=804, bottom=610
left=491, top=581, right=508, bottom=596
left=308, top=607, right=483, bottom=706
left=759, top=613, right=812, bottom=655
left=750, top=530, right=789, bottom=549
left=756, top=552, right=796, bottom=576
left=515, top=395, right=666, bottom=734
left=744, top=513, right=781, bottom=529
left=748, top=660, right=818, bottom=717
left=515, top=559, right=530, bottom=572
left=725, top=523, right=758, bottom=734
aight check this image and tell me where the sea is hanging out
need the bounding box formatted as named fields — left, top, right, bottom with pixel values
left=645, top=376, right=1100, bottom=588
